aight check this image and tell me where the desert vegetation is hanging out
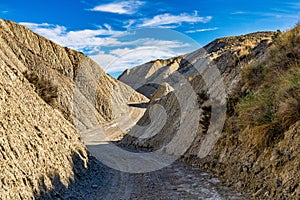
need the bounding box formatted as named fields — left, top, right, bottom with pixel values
left=228, top=25, right=300, bottom=147
left=201, top=25, right=300, bottom=198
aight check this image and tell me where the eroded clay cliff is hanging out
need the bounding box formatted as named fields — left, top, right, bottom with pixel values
left=0, top=19, right=147, bottom=199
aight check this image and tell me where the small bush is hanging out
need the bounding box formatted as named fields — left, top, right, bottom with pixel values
left=241, top=62, right=266, bottom=90
left=24, top=71, right=58, bottom=104
left=237, top=90, right=275, bottom=128
left=275, top=65, right=300, bottom=129
left=276, top=97, right=300, bottom=129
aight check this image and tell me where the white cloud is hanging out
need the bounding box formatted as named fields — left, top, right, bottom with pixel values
left=230, top=11, right=247, bottom=15
left=186, top=27, right=218, bottom=33
left=91, top=40, right=188, bottom=73
left=20, top=22, right=67, bottom=38
left=287, top=2, right=300, bottom=9
left=91, top=0, right=144, bottom=14
left=20, top=22, right=193, bottom=73
left=139, top=13, right=212, bottom=27
left=230, top=10, right=299, bottom=20
left=19, top=22, right=127, bottom=52
left=123, top=20, right=136, bottom=29
left=92, top=47, right=177, bottom=73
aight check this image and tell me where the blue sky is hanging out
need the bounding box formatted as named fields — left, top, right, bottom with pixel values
left=0, top=0, right=299, bottom=76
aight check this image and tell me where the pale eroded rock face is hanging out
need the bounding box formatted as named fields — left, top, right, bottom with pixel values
left=0, top=52, right=88, bottom=199
left=0, top=19, right=147, bottom=199
left=119, top=32, right=273, bottom=97
left=120, top=32, right=274, bottom=154
left=0, top=19, right=147, bottom=131
left=119, top=57, right=183, bottom=98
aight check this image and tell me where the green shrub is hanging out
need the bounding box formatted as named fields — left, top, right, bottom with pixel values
left=237, top=90, right=275, bottom=128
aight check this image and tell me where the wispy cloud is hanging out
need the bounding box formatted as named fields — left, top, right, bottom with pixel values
left=91, top=43, right=186, bottom=72
left=19, top=22, right=127, bottom=52
left=286, top=2, right=300, bottom=9
left=139, top=13, right=212, bottom=28
left=260, top=12, right=299, bottom=19
left=230, top=11, right=247, bottom=15
left=1, top=10, right=8, bottom=14
left=186, top=27, right=218, bottom=33
left=229, top=10, right=299, bottom=20
left=123, top=19, right=136, bottom=29
left=20, top=22, right=193, bottom=73
left=92, top=38, right=189, bottom=72
left=90, top=0, right=144, bottom=14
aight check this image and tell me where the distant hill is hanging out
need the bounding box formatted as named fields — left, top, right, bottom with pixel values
left=119, top=31, right=273, bottom=97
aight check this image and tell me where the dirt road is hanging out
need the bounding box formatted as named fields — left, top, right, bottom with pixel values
left=56, top=153, right=246, bottom=200
left=53, top=125, right=247, bottom=200
left=53, top=105, right=247, bottom=200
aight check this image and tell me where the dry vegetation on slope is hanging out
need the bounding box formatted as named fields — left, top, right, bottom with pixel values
left=188, top=26, right=300, bottom=199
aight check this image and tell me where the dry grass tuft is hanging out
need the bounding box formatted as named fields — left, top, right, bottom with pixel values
left=24, top=70, right=58, bottom=105
left=237, top=90, right=275, bottom=128
left=225, top=25, right=300, bottom=146
left=276, top=97, right=300, bottom=129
